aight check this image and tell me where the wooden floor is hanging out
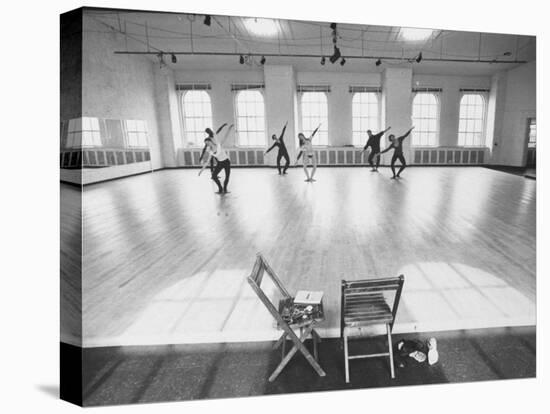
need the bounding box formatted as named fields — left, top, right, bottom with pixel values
left=67, top=167, right=536, bottom=346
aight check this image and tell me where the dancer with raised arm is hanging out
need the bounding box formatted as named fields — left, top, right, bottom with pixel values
left=265, top=121, right=290, bottom=175
left=295, top=124, right=321, bottom=182
left=378, top=126, right=415, bottom=179
left=361, top=127, right=391, bottom=171
left=198, top=124, right=234, bottom=193
left=199, top=123, right=228, bottom=172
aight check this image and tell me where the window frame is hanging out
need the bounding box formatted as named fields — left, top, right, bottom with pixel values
left=66, top=117, right=102, bottom=149
left=411, top=92, right=440, bottom=147
left=180, top=89, right=214, bottom=148
left=351, top=91, right=381, bottom=147
left=457, top=92, right=488, bottom=147
left=299, top=91, right=329, bottom=147
left=233, top=89, right=267, bottom=148
left=527, top=117, right=536, bottom=148
left=125, top=119, right=149, bottom=149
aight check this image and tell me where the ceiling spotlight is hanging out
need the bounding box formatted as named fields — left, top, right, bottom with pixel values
left=204, top=15, right=211, bottom=26
left=171, top=54, right=177, bottom=63
left=239, top=55, right=244, bottom=64
left=375, top=59, right=382, bottom=66
left=260, top=56, right=266, bottom=65
left=321, top=56, right=326, bottom=65
left=415, top=52, right=423, bottom=63
left=330, top=23, right=337, bottom=31
left=329, top=46, right=341, bottom=64
left=340, top=57, right=346, bottom=66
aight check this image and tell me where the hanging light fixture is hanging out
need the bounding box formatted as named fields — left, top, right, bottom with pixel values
left=171, top=54, right=177, bottom=63
left=321, top=56, right=326, bottom=65
left=260, top=56, right=266, bottom=65
left=375, top=59, right=382, bottom=66
left=239, top=55, right=244, bottom=64
left=415, top=52, right=423, bottom=63
left=157, top=53, right=166, bottom=68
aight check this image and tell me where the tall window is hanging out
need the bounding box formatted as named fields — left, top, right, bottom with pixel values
left=411, top=93, right=439, bottom=146
left=182, top=90, right=213, bottom=147
left=300, top=92, right=329, bottom=145
left=66, top=117, right=101, bottom=148
left=458, top=94, right=486, bottom=146
left=352, top=92, right=380, bottom=146
left=528, top=118, right=536, bottom=148
left=126, top=120, right=149, bottom=148
left=235, top=90, right=266, bottom=147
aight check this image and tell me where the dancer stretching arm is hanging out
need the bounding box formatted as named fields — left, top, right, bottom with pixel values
left=397, top=126, right=414, bottom=143
left=362, top=126, right=391, bottom=153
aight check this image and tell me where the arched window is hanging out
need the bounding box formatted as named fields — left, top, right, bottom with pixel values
left=300, top=92, right=329, bottom=145
left=411, top=93, right=439, bottom=146
left=182, top=90, right=213, bottom=147
left=235, top=90, right=266, bottom=147
left=458, top=94, right=486, bottom=146
left=352, top=92, right=380, bottom=146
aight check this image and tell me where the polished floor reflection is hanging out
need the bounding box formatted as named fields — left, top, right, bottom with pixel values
left=78, top=167, right=536, bottom=346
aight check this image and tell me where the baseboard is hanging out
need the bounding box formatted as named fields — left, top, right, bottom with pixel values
left=81, top=168, right=160, bottom=186
left=61, top=164, right=505, bottom=188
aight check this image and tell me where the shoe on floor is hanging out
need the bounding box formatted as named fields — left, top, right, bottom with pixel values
left=408, top=350, right=427, bottom=363
left=427, top=337, right=439, bottom=365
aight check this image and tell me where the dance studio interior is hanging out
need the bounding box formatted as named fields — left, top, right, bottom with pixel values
left=60, top=6, right=537, bottom=407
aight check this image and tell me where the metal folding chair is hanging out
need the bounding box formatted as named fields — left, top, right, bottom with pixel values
left=340, top=275, right=405, bottom=383
left=247, top=253, right=326, bottom=382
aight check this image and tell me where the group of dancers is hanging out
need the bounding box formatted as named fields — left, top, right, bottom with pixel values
left=198, top=122, right=415, bottom=193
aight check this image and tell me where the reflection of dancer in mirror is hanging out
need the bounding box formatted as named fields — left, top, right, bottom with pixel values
left=265, top=121, right=290, bottom=175
left=378, top=126, right=414, bottom=179
left=361, top=127, right=391, bottom=172
left=198, top=124, right=234, bottom=194
left=295, top=124, right=321, bottom=182
left=199, top=123, right=228, bottom=172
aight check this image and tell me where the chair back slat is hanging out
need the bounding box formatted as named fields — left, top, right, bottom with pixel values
left=341, top=275, right=405, bottom=330
left=249, top=255, right=265, bottom=286
left=246, top=253, right=292, bottom=304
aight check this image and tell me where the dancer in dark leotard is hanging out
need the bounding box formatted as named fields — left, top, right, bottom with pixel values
left=361, top=127, right=391, bottom=171
left=265, top=122, right=290, bottom=174
left=378, top=126, right=414, bottom=179
left=200, top=123, right=228, bottom=171
left=199, top=124, right=233, bottom=193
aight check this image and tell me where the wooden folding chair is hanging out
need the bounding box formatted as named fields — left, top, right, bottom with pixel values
left=340, top=275, right=404, bottom=383
left=247, top=253, right=326, bottom=382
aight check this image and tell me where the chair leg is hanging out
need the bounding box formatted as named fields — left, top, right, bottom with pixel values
left=386, top=323, right=395, bottom=379
left=343, top=330, right=350, bottom=383
left=313, top=331, right=318, bottom=361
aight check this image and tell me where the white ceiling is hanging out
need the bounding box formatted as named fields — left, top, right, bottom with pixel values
left=86, top=9, right=536, bottom=76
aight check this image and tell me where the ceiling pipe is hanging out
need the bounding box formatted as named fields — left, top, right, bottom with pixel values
left=112, top=50, right=527, bottom=64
